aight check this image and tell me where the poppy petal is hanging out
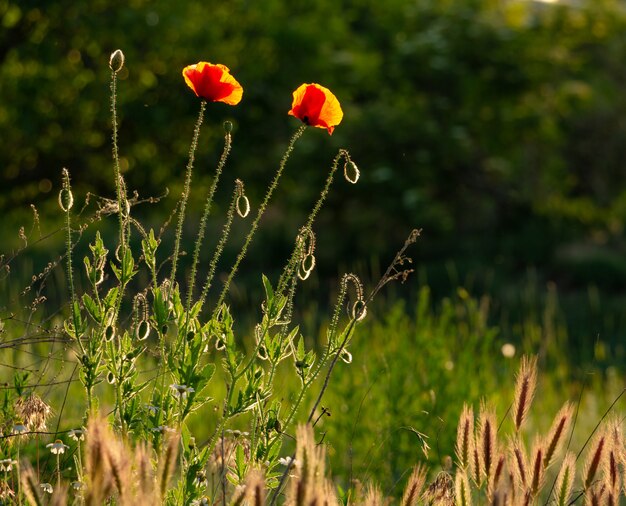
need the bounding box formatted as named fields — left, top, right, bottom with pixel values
left=182, top=62, right=243, bottom=105
left=288, top=83, right=343, bottom=135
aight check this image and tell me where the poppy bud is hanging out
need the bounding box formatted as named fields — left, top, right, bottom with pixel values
left=224, top=120, right=233, bottom=133
left=109, top=49, right=125, bottom=73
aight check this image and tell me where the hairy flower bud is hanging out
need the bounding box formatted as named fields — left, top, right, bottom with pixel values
left=109, top=49, right=125, bottom=73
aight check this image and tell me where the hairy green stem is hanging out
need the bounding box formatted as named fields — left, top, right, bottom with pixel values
left=171, top=101, right=206, bottom=284
left=186, top=132, right=232, bottom=312
left=213, top=125, right=306, bottom=314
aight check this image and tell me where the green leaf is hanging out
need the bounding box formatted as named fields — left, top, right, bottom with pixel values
left=262, top=274, right=274, bottom=305
left=82, top=293, right=102, bottom=324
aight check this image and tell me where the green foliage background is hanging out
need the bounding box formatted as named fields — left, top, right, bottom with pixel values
left=3, top=0, right=626, bottom=347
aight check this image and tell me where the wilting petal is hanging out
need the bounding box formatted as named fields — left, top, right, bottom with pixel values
left=182, top=62, right=243, bottom=105
left=288, top=83, right=343, bottom=134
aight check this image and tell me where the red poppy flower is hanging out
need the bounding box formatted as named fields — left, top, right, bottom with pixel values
left=288, top=83, right=343, bottom=135
left=182, top=62, right=243, bottom=105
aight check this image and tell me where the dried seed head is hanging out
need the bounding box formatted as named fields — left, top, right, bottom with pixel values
left=109, top=49, right=125, bottom=73
left=424, top=472, right=454, bottom=506
left=14, top=394, right=52, bottom=432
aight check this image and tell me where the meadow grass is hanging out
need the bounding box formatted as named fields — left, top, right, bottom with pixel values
left=1, top=50, right=625, bottom=506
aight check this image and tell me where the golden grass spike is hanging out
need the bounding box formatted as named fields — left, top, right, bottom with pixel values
left=479, top=403, right=497, bottom=487
left=488, top=453, right=506, bottom=502
left=289, top=424, right=327, bottom=506
left=456, top=404, right=474, bottom=470
left=509, top=438, right=529, bottom=491
left=363, top=484, right=384, bottom=506
left=401, top=463, right=427, bottom=506
left=49, top=484, right=68, bottom=506
left=529, top=437, right=545, bottom=497
left=543, top=402, right=573, bottom=469
left=106, top=434, right=132, bottom=505
left=603, top=418, right=622, bottom=495
left=85, top=416, right=113, bottom=505
left=134, top=442, right=155, bottom=501
left=512, top=356, right=537, bottom=433
left=454, top=470, right=472, bottom=506
left=157, top=431, right=180, bottom=502
left=554, top=452, right=575, bottom=506
left=583, top=431, right=606, bottom=491
left=245, top=469, right=266, bottom=506
left=20, top=462, right=43, bottom=506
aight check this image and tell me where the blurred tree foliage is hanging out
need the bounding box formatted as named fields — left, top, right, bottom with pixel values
left=3, top=0, right=626, bottom=288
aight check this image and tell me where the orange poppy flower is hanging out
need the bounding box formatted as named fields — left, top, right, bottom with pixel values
left=288, top=83, right=343, bottom=135
left=182, top=62, right=243, bottom=105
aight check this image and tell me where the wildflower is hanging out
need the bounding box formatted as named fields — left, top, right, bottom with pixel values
left=0, top=459, right=16, bottom=472
left=40, top=483, right=53, bottom=494
left=170, top=383, right=195, bottom=399
left=288, top=83, right=343, bottom=134
left=145, top=404, right=159, bottom=415
left=46, top=439, right=69, bottom=454
left=151, top=425, right=176, bottom=434
left=182, top=62, right=243, bottom=105
left=71, top=481, right=83, bottom=491
left=191, top=498, right=210, bottom=506
left=68, top=428, right=86, bottom=441
left=279, top=456, right=298, bottom=467
left=12, top=423, right=27, bottom=436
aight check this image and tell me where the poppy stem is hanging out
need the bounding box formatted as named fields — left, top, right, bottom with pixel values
left=186, top=129, right=232, bottom=317
left=171, top=100, right=206, bottom=285
left=213, top=125, right=307, bottom=314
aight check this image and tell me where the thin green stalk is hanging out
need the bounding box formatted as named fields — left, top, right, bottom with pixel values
left=276, top=149, right=349, bottom=295
left=186, top=131, right=232, bottom=314
left=198, top=186, right=238, bottom=311
left=171, top=101, right=207, bottom=284
left=213, top=125, right=306, bottom=314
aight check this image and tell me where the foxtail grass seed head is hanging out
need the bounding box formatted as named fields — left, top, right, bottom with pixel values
left=512, top=355, right=538, bottom=432
left=543, top=402, right=574, bottom=469
left=456, top=404, right=474, bottom=469
left=479, top=403, right=497, bottom=486
left=109, top=49, right=125, bottom=73
left=344, top=160, right=360, bottom=184
left=529, top=438, right=545, bottom=497
left=583, top=431, right=606, bottom=490
left=401, top=464, right=428, bottom=506
left=555, top=452, right=575, bottom=506
left=454, top=471, right=472, bottom=506
left=510, top=438, right=529, bottom=490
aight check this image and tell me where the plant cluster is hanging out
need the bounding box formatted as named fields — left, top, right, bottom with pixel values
left=0, top=49, right=418, bottom=504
